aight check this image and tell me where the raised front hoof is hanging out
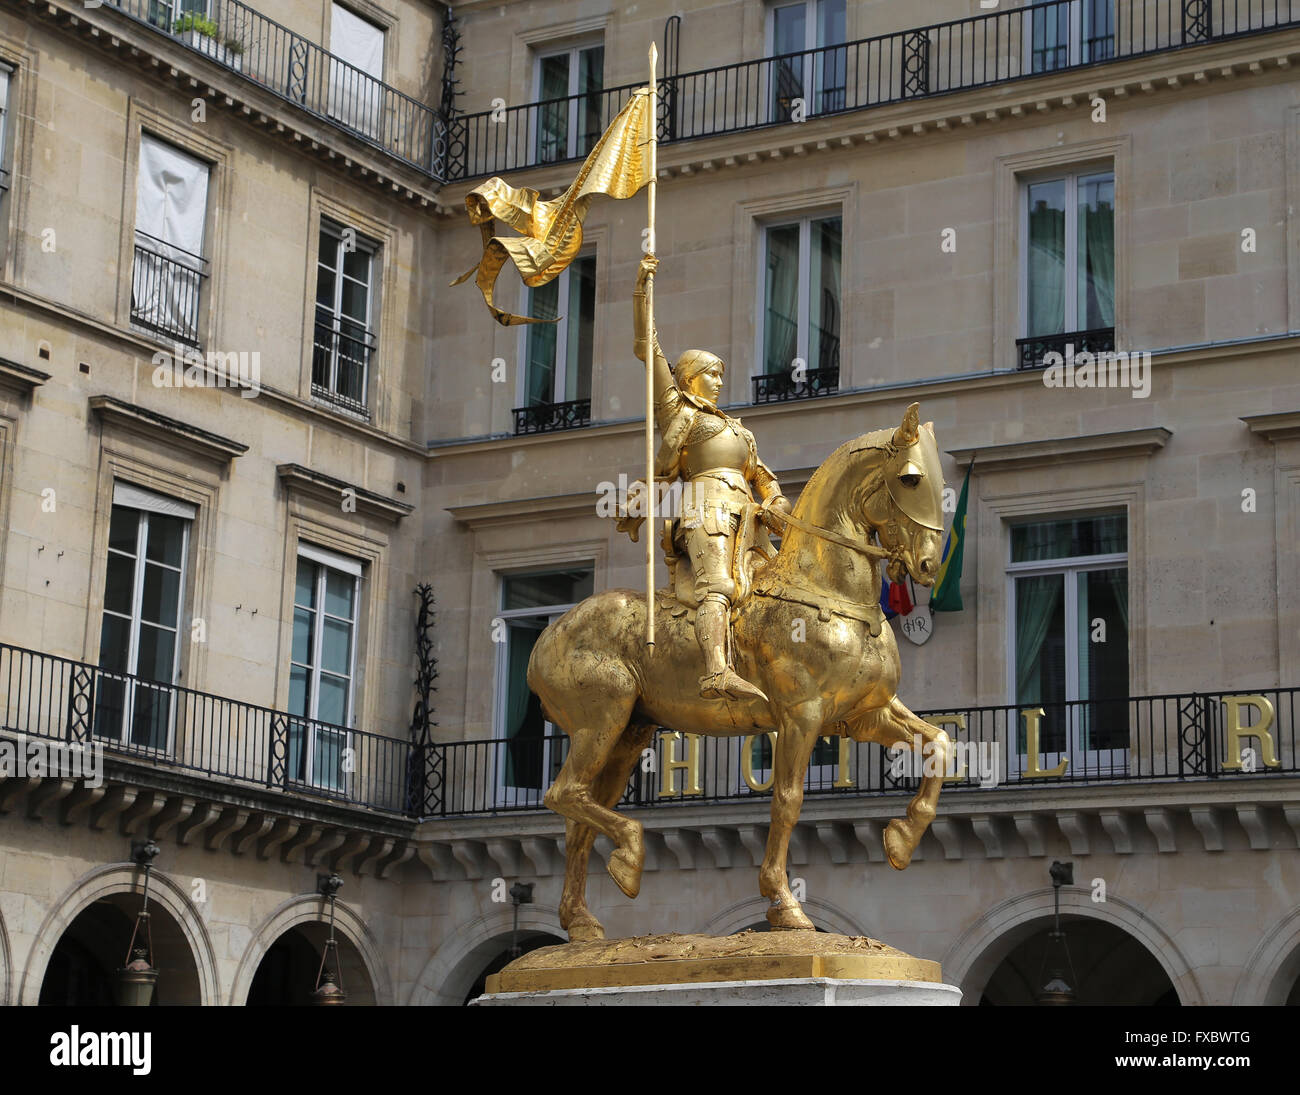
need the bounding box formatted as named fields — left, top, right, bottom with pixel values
left=766, top=903, right=815, bottom=931
left=607, top=848, right=643, bottom=899
left=884, top=820, right=914, bottom=870
left=565, top=919, right=606, bottom=943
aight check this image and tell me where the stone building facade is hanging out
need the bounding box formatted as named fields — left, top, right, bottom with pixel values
left=0, top=0, right=1297, bottom=1005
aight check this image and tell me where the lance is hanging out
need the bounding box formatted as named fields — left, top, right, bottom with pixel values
left=645, top=41, right=658, bottom=650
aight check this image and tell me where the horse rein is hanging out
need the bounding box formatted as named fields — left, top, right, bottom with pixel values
left=762, top=497, right=901, bottom=562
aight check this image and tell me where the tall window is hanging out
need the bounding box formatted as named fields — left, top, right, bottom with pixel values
left=132, top=133, right=210, bottom=347
left=329, top=3, right=385, bottom=139
left=1009, top=513, right=1128, bottom=776
left=1028, top=0, right=1114, bottom=73
left=1021, top=169, right=1114, bottom=366
left=0, top=63, right=12, bottom=197
left=516, top=254, right=595, bottom=433
left=94, top=484, right=193, bottom=752
left=759, top=215, right=841, bottom=394
left=768, top=0, right=846, bottom=120
left=289, top=545, right=361, bottom=792
left=495, top=568, right=593, bottom=805
left=534, top=41, right=604, bottom=163
left=313, top=219, right=377, bottom=415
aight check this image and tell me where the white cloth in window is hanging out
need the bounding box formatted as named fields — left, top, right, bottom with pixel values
left=329, top=4, right=384, bottom=139
left=133, top=134, right=210, bottom=342
left=0, top=65, right=11, bottom=188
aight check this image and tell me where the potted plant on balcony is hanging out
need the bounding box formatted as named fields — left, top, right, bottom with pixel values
left=173, top=12, right=243, bottom=72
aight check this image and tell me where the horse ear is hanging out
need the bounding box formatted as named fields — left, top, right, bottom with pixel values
left=893, top=402, right=921, bottom=447
left=923, top=420, right=935, bottom=437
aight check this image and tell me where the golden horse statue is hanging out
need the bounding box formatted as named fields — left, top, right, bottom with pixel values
left=527, top=403, right=951, bottom=941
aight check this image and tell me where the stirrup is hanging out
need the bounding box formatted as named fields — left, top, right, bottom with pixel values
left=700, top=669, right=769, bottom=703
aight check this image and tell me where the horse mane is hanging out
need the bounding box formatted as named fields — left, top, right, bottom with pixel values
left=793, top=425, right=895, bottom=533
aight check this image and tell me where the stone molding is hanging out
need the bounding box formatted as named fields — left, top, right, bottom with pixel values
left=89, top=395, right=249, bottom=463
left=276, top=462, right=414, bottom=522
left=948, top=426, right=1172, bottom=472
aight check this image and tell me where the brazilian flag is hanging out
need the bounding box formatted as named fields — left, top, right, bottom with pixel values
left=930, top=464, right=970, bottom=612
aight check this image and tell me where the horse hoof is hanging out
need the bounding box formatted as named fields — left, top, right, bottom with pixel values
left=566, top=920, right=605, bottom=943
left=884, top=820, right=913, bottom=870
left=607, top=848, right=642, bottom=899
left=767, top=903, right=815, bottom=931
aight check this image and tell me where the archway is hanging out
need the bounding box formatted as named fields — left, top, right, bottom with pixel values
left=246, top=923, right=376, bottom=1006
left=460, top=930, right=566, bottom=1005
left=976, top=915, right=1177, bottom=1005
left=38, top=894, right=202, bottom=1005
left=1233, top=908, right=1300, bottom=1005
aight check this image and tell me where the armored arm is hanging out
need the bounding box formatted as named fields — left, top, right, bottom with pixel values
left=754, top=460, right=793, bottom=535
left=633, top=256, right=675, bottom=414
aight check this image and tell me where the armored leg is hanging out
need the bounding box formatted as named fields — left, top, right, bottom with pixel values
left=696, top=593, right=768, bottom=703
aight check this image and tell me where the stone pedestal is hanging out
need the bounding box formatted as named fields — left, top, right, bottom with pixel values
left=474, top=977, right=960, bottom=1006
left=471, top=930, right=960, bottom=1006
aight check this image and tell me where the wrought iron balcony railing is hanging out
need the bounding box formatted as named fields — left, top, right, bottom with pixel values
left=450, top=0, right=1300, bottom=180
left=104, top=0, right=443, bottom=175
left=312, top=311, right=375, bottom=417
left=97, top=0, right=1300, bottom=183
left=130, top=233, right=209, bottom=349
left=0, top=643, right=414, bottom=816
left=752, top=366, right=840, bottom=404
left=423, top=688, right=1298, bottom=816
left=512, top=398, right=592, bottom=435
left=1017, top=326, right=1117, bottom=369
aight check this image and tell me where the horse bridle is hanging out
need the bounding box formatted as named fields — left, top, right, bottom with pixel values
left=761, top=496, right=903, bottom=563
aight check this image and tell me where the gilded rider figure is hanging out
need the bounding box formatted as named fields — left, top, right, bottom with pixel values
left=632, top=255, right=793, bottom=702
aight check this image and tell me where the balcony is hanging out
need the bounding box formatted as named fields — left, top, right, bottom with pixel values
left=1017, top=326, right=1116, bottom=370
left=0, top=643, right=416, bottom=816
left=130, top=233, right=208, bottom=349
left=512, top=398, right=591, bottom=436
left=450, top=0, right=1300, bottom=180
left=103, top=0, right=442, bottom=174
left=90, top=0, right=1300, bottom=184
left=752, top=366, right=840, bottom=404
left=426, top=688, right=1298, bottom=816
left=312, top=311, right=375, bottom=419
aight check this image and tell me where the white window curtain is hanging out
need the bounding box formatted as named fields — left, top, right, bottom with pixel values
left=0, top=64, right=11, bottom=191
left=133, top=134, right=210, bottom=342
left=329, top=4, right=384, bottom=140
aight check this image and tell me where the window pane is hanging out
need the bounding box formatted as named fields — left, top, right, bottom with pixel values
left=1026, top=179, right=1066, bottom=337
left=98, top=613, right=132, bottom=675
left=503, top=569, right=594, bottom=610
left=808, top=216, right=842, bottom=374
left=1086, top=0, right=1115, bottom=61
left=145, top=513, right=186, bottom=567
left=565, top=256, right=596, bottom=402
left=763, top=223, right=800, bottom=375
left=317, top=672, right=349, bottom=725
left=315, top=264, right=336, bottom=309
left=136, top=622, right=176, bottom=684
left=1011, top=515, right=1126, bottom=562
left=292, top=606, right=315, bottom=666
left=341, top=277, right=369, bottom=324
left=773, top=3, right=806, bottom=54
left=318, top=229, right=338, bottom=270
left=324, top=569, right=355, bottom=618
left=109, top=506, right=139, bottom=553
left=1078, top=173, right=1115, bottom=330
left=342, top=245, right=371, bottom=284
left=103, top=553, right=136, bottom=618
left=525, top=278, right=561, bottom=403
left=289, top=664, right=311, bottom=719
left=577, top=46, right=604, bottom=156
left=504, top=623, right=545, bottom=789
left=1031, top=0, right=1070, bottom=72
left=771, top=4, right=806, bottom=120
left=1078, top=567, right=1129, bottom=750
left=815, top=0, right=847, bottom=110
left=295, top=558, right=316, bottom=608
left=537, top=53, right=570, bottom=162
left=1014, top=574, right=1066, bottom=752
left=313, top=728, right=347, bottom=790
left=322, top=616, right=352, bottom=676
left=140, top=562, right=181, bottom=629
left=130, top=681, right=170, bottom=750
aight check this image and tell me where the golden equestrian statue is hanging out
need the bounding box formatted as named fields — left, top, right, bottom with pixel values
left=527, top=256, right=952, bottom=941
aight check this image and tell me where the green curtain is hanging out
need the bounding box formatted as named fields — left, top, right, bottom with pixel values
left=764, top=224, right=800, bottom=374
left=1079, top=176, right=1115, bottom=329
left=1015, top=574, right=1062, bottom=706
left=1027, top=181, right=1065, bottom=337
left=503, top=624, right=542, bottom=787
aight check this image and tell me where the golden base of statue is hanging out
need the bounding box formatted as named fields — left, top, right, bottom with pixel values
left=484, top=931, right=942, bottom=994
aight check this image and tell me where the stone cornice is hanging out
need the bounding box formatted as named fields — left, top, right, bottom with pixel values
left=446, top=491, right=603, bottom=528
left=277, top=462, right=414, bottom=522
left=0, top=356, right=50, bottom=396
left=409, top=778, right=1300, bottom=881
left=1242, top=411, right=1300, bottom=443
left=89, top=394, right=249, bottom=463
left=947, top=427, right=1172, bottom=473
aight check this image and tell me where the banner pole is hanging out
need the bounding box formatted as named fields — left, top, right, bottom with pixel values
left=645, top=41, right=659, bottom=650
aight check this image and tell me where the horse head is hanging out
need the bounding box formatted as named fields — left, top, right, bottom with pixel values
left=848, top=402, right=945, bottom=587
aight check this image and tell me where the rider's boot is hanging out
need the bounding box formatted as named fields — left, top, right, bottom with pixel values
left=696, top=594, right=769, bottom=702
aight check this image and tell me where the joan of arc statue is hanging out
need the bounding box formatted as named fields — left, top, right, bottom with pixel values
left=625, top=254, right=793, bottom=702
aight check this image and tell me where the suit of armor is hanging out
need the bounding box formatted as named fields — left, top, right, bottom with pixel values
left=633, top=258, right=790, bottom=701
